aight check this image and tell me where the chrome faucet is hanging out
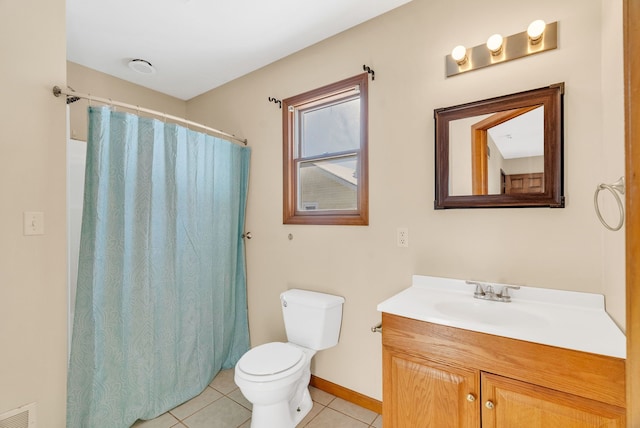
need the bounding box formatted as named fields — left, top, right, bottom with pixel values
left=466, top=281, right=520, bottom=303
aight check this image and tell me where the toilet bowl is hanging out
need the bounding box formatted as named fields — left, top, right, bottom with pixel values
left=235, top=342, right=315, bottom=427
left=234, top=289, right=344, bottom=428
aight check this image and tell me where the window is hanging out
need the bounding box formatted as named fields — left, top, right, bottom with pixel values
left=283, top=73, right=369, bottom=225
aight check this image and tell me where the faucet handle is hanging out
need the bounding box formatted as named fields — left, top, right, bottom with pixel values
left=474, top=284, right=484, bottom=297
left=499, top=285, right=520, bottom=301
left=466, top=281, right=485, bottom=297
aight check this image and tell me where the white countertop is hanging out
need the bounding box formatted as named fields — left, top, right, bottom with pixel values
left=377, top=275, right=626, bottom=359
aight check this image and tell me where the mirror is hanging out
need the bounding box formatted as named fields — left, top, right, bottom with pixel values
left=434, top=83, right=564, bottom=209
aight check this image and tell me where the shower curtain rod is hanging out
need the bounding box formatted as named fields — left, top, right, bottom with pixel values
left=52, top=86, right=247, bottom=145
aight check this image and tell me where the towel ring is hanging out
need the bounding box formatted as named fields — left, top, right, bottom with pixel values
left=594, top=177, right=625, bottom=231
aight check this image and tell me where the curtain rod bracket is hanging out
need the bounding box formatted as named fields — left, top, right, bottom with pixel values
left=363, top=64, right=375, bottom=80
left=268, top=97, right=282, bottom=109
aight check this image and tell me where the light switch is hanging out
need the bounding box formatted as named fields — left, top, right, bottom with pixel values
left=24, top=211, right=45, bottom=236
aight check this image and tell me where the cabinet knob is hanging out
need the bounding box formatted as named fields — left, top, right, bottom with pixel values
left=485, top=400, right=495, bottom=409
left=466, top=394, right=476, bottom=402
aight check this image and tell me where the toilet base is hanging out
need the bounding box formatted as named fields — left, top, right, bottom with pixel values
left=250, top=387, right=312, bottom=428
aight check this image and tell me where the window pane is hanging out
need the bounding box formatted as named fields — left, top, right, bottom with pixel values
left=300, top=97, right=360, bottom=158
left=283, top=73, right=368, bottom=225
left=298, top=155, right=358, bottom=211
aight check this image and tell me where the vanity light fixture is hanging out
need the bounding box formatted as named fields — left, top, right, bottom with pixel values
left=446, top=20, right=557, bottom=77
left=451, top=45, right=468, bottom=65
left=486, top=34, right=504, bottom=55
left=527, top=19, right=546, bottom=44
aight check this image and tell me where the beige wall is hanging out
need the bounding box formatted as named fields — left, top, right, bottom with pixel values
left=449, top=115, right=478, bottom=195
left=187, top=0, right=625, bottom=401
left=599, top=0, right=625, bottom=338
left=503, top=156, right=544, bottom=175
left=67, top=62, right=187, bottom=142
left=0, top=0, right=68, bottom=424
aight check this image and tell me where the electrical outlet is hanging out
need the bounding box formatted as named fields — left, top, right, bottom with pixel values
left=397, top=227, right=409, bottom=247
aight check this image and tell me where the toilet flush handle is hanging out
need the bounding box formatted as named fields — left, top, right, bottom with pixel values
left=282, top=298, right=288, bottom=307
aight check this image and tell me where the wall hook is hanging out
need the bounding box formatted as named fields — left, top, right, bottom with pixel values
left=268, top=97, right=282, bottom=109
left=363, top=64, right=375, bottom=80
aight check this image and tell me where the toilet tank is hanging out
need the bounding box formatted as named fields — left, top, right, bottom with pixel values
left=280, top=289, right=345, bottom=351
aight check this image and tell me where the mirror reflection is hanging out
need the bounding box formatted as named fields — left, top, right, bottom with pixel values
left=449, top=106, right=544, bottom=196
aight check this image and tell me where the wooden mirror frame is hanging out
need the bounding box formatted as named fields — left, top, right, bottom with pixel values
left=434, top=83, right=565, bottom=209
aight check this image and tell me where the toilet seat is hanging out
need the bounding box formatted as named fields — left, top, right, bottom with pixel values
left=237, top=342, right=304, bottom=379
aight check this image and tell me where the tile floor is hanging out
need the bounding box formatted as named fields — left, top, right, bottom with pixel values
left=131, top=368, right=383, bottom=428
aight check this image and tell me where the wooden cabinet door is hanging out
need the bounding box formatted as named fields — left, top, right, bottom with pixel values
left=383, top=348, right=479, bottom=428
left=504, top=172, right=544, bottom=194
left=481, top=372, right=625, bottom=428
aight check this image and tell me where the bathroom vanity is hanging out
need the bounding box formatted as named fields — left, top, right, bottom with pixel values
left=378, top=276, right=626, bottom=427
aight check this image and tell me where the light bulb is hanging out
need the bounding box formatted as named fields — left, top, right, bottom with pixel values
left=451, top=45, right=467, bottom=64
left=527, top=19, right=546, bottom=43
left=486, top=34, right=503, bottom=55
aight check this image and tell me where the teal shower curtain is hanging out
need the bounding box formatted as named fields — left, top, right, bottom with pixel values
left=67, top=107, right=251, bottom=427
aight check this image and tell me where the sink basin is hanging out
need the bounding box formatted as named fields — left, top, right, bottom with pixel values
left=377, top=275, right=626, bottom=358
left=434, top=300, right=548, bottom=327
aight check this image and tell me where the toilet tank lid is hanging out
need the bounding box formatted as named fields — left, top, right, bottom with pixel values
left=281, top=289, right=345, bottom=308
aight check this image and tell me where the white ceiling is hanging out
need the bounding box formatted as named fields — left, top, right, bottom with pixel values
left=66, top=0, right=413, bottom=100
left=488, top=106, right=545, bottom=159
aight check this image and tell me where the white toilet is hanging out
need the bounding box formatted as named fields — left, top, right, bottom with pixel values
left=234, top=289, right=345, bottom=428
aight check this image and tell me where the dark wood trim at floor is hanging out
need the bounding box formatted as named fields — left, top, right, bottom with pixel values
left=310, top=375, right=383, bottom=415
